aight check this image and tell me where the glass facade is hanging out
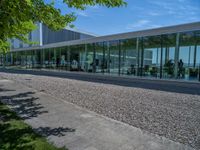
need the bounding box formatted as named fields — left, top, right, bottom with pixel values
left=2, top=30, right=200, bottom=82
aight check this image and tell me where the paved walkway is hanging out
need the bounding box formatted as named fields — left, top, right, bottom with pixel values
left=0, top=78, right=194, bottom=150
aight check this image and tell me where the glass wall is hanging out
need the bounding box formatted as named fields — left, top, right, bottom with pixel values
left=4, top=29, right=200, bottom=82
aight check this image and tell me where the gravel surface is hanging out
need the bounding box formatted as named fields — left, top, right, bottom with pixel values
left=0, top=71, right=200, bottom=149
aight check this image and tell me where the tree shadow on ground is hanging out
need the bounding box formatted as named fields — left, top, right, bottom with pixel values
left=0, top=123, right=75, bottom=150
left=0, top=102, right=74, bottom=150
left=0, top=91, right=48, bottom=119
left=35, top=127, right=76, bottom=137
left=0, top=87, right=15, bottom=93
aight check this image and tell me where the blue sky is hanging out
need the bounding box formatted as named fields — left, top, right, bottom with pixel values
left=51, top=0, right=200, bottom=35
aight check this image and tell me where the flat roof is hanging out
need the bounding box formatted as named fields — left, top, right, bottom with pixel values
left=64, top=27, right=98, bottom=37
left=11, top=22, right=200, bottom=52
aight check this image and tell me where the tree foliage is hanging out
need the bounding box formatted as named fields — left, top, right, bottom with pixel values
left=0, top=0, right=126, bottom=53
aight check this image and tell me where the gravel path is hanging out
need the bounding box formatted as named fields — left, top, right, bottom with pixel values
left=0, top=71, right=200, bottom=149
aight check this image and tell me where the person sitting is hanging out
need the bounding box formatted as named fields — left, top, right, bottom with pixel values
left=127, top=65, right=136, bottom=75
left=178, top=59, right=184, bottom=78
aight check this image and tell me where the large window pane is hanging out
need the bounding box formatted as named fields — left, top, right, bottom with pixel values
left=16, top=51, right=21, bottom=66
left=142, top=36, right=161, bottom=78
left=78, top=45, right=86, bottom=71
left=43, top=49, right=49, bottom=68
left=179, top=31, right=197, bottom=80
left=162, top=34, right=176, bottom=79
left=195, top=31, right=200, bottom=81
left=12, top=52, right=16, bottom=66
left=26, top=50, right=33, bottom=68
left=60, top=47, right=69, bottom=70
left=95, top=42, right=105, bottom=73
left=109, top=41, right=119, bottom=75
left=5, top=53, right=12, bottom=66
left=49, top=48, right=56, bottom=69
left=83, top=44, right=94, bottom=72
left=34, top=50, right=42, bottom=68
left=70, top=45, right=85, bottom=71
left=0, top=54, right=4, bottom=66
left=70, top=46, right=78, bottom=71
left=20, top=51, right=26, bottom=67
left=55, top=47, right=60, bottom=69
left=120, top=38, right=138, bottom=76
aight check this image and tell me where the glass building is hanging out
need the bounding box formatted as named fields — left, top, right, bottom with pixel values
left=1, top=22, right=200, bottom=82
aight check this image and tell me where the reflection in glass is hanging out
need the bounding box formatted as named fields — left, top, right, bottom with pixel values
left=26, top=50, right=33, bottom=68
left=5, top=53, right=12, bottom=66
left=18, top=51, right=26, bottom=67
left=162, top=34, right=176, bottom=79
left=70, top=45, right=85, bottom=71
left=60, top=47, right=68, bottom=70
left=143, top=36, right=161, bottom=78
left=120, top=38, right=137, bottom=76
left=109, top=41, right=119, bottom=75
left=70, top=46, right=79, bottom=71
left=95, top=42, right=105, bottom=73
left=34, top=50, right=42, bottom=68
left=54, top=47, right=60, bottom=69
left=84, top=44, right=94, bottom=72
left=179, top=32, right=194, bottom=80
left=179, top=31, right=200, bottom=81
left=43, top=49, right=49, bottom=68
left=195, top=31, right=200, bottom=81
left=49, top=48, right=56, bottom=69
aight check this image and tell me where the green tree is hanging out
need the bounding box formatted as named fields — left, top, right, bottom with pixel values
left=0, top=0, right=126, bottom=53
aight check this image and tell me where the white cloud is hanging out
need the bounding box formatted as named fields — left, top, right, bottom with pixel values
left=148, top=0, right=200, bottom=20
left=126, top=19, right=162, bottom=31
left=74, top=5, right=102, bottom=17
left=149, top=24, right=162, bottom=28
left=76, top=11, right=89, bottom=17
left=126, top=20, right=151, bottom=29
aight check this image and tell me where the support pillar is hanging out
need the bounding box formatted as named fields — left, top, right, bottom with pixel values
left=174, top=33, right=180, bottom=79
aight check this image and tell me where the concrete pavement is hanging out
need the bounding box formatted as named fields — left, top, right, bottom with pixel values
left=0, top=78, right=194, bottom=150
